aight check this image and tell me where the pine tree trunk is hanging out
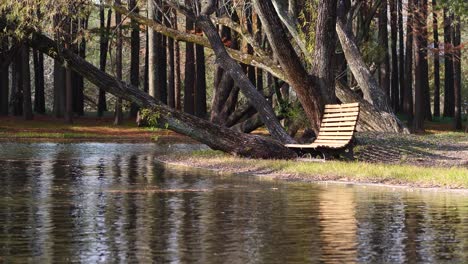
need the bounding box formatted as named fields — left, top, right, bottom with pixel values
left=11, top=46, right=23, bottom=116
left=390, top=0, right=399, bottom=111
left=443, top=10, right=454, bottom=117
left=0, top=36, right=9, bottom=115
left=114, top=0, right=123, bottom=125
left=21, top=46, right=33, bottom=120
left=403, top=0, right=414, bottom=121
left=129, top=0, right=140, bottom=117
left=195, top=43, right=207, bottom=118
left=76, top=17, right=87, bottom=116
left=452, top=16, right=461, bottom=130
left=184, top=12, right=196, bottom=114
left=98, top=5, right=111, bottom=116
left=420, top=0, right=432, bottom=121
left=33, top=49, right=45, bottom=114
left=173, top=11, right=181, bottom=110
left=397, top=0, right=405, bottom=111
left=413, top=0, right=425, bottom=132
left=432, top=0, right=440, bottom=117
left=53, top=59, right=65, bottom=118
left=168, top=33, right=176, bottom=108
left=379, top=0, right=390, bottom=98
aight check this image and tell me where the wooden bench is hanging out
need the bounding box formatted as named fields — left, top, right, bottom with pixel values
left=285, top=103, right=360, bottom=159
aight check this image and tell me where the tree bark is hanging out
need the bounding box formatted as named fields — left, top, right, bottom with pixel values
left=195, top=42, right=207, bottom=118
left=390, top=0, right=399, bottom=111
left=443, top=10, right=454, bottom=117
left=413, top=0, right=425, bottom=132
left=114, top=0, right=123, bottom=125
left=98, top=5, right=111, bottom=116
left=312, top=0, right=337, bottom=103
left=184, top=12, right=196, bottom=114
left=403, top=0, right=414, bottom=121
left=420, top=0, right=431, bottom=121
left=21, top=46, right=33, bottom=120
left=452, top=16, right=461, bottom=130
left=432, top=0, right=440, bottom=117
left=378, top=0, right=390, bottom=98
left=253, top=0, right=326, bottom=134
left=129, top=0, right=140, bottom=117
left=33, top=49, right=45, bottom=114
left=397, top=0, right=405, bottom=111
left=336, top=19, right=408, bottom=133
left=0, top=36, right=9, bottom=115
left=27, top=30, right=297, bottom=159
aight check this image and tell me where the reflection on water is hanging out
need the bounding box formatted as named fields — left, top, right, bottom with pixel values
left=0, top=143, right=467, bottom=263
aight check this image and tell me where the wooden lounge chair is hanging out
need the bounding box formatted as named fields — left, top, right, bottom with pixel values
left=285, top=102, right=360, bottom=159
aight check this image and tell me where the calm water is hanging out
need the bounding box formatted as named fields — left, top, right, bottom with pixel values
left=0, top=143, right=467, bottom=263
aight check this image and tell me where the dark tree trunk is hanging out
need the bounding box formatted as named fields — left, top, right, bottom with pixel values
left=114, top=0, right=123, bottom=125
left=129, top=0, right=140, bottom=118
left=11, top=44, right=23, bottom=116
left=403, top=0, right=414, bottom=122
left=452, top=16, right=461, bottom=130
left=144, top=30, right=149, bottom=93
left=173, top=11, right=181, bottom=110
left=312, top=0, right=337, bottom=103
left=0, top=36, right=9, bottom=115
left=379, top=0, right=390, bottom=97
left=28, top=30, right=297, bottom=159
left=75, top=17, right=87, bottom=116
left=65, top=55, right=73, bottom=123
left=443, top=9, right=454, bottom=117
left=390, top=0, right=399, bottom=111
left=33, top=49, right=45, bottom=114
left=184, top=14, right=196, bottom=114
left=413, top=0, right=425, bottom=132
left=397, top=0, right=405, bottom=111
left=98, top=5, right=111, bottom=116
left=254, top=0, right=326, bottom=134
left=195, top=43, right=207, bottom=118
left=432, top=0, right=440, bottom=117
left=21, top=46, right=33, bottom=120
left=53, top=59, right=65, bottom=118
left=167, top=33, right=176, bottom=108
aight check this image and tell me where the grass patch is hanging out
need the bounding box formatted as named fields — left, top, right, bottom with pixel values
left=172, top=150, right=468, bottom=189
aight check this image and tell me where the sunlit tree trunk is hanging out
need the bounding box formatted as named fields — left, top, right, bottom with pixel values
left=390, top=0, right=399, bottom=111
left=378, top=0, right=390, bottom=98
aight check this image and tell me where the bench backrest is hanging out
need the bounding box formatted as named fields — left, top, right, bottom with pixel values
left=313, top=103, right=360, bottom=147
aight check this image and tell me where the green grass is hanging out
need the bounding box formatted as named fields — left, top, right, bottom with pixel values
left=175, top=150, right=468, bottom=189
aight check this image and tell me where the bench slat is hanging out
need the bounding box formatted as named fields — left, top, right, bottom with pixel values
left=320, top=127, right=355, bottom=131
left=317, top=135, right=353, bottom=140
left=323, top=112, right=359, bottom=118
left=314, top=139, right=349, bottom=144
left=324, top=107, right=359, bottom=113
left=324, top=103, right=359, bottom=109
left=318, top=131, right=354, bottom=136
left=321, top=121, right=357, bottom=127
left=322, top=116, right=358, bottom=122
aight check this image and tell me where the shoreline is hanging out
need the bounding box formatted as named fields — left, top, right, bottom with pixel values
left=154, top=152, right=468, bottom=191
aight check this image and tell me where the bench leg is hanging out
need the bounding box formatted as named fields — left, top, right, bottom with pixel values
left=341, top=145, right=355, bottom=160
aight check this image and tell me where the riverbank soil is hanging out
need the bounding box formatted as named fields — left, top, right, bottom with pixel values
left=0, top=116, right=196, bottom=143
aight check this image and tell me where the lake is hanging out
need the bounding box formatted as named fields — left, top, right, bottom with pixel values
left=0, top=143, right=466, bottom=263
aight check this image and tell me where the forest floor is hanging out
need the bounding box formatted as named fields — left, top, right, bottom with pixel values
left=1, top=115, right=467, bottom=189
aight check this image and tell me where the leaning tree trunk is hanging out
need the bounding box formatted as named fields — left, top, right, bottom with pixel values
left=26, top=30, right=297, bottom=159
left=336, top=19, right=409, bottom=133
left=253, top=0, right=326, bottom=135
